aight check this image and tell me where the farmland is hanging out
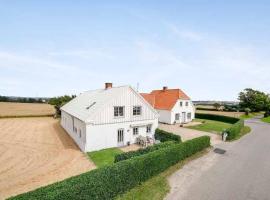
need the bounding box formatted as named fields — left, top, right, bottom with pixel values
left=0, top=102, right=55, bottom=117
left=195, top=109, right=244, bottom=118
left=0, top=117, right=95, bottom=199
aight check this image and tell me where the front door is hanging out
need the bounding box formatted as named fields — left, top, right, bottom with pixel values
left=175, top=113, right=180, bottom=122
left=182, top=112, right=186, bottom=123
left=117, top=129, right=124, bottom=146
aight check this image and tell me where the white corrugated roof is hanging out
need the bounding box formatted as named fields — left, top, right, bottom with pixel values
left=61, top=86, right=129, bottom=123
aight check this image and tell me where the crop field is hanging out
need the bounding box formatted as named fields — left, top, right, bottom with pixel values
left=0, top=117, right=95, bottom=199
left=196, top=110, right=244, bottom=118
left=0, top=102, right=55, bottom=117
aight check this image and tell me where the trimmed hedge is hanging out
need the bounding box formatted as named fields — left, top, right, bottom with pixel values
left=155, top=128, right=181, bottom=142
left=196, top=107, right=217, bottom=111
left=114, top=141, right=176, bottom=162
left=11, top=136, right=210, bottom=200
left=226, top=119, right=244, bottom=140
left=195, top=113, right=239, bottom=124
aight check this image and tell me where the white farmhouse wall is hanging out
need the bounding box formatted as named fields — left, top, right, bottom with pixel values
left=156, top=109, right=173, bottom=124
left=85, top=119, right=158, bottom=152
left=171, top=100, right=195, bottom=123
left=61, top=111, right=86, bottom=151
left=93, top=87, right=157, bottom=125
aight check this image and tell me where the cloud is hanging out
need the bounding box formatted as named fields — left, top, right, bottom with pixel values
left=166, top=23, right=203, bottom=41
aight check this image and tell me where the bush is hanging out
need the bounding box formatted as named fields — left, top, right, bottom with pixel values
left=114, top=141, right=176, bottom=163
left=264, top=111, right=270, bottom=118
left=154, top=129, right=181, bottom=142
left=195, top=113, right=239, bottom=124
left=225, top=119, right=244, bottom=140
left=11, top=136, right=210, bottom=200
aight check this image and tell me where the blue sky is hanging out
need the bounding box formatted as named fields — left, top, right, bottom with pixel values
left=1, top=0, right=270, bottom=100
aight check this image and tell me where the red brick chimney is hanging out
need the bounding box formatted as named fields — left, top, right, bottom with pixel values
left=163, top=86, right=168, bottom=91
left=105, top=83, right=113, bottom=89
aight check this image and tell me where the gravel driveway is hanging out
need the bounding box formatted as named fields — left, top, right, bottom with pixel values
left=158, top=123, right=222, bottom=145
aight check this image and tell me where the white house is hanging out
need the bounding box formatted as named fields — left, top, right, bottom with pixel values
left=60, top=83, right=159, bottom=152
left=141, top=87, right=195, bottom=125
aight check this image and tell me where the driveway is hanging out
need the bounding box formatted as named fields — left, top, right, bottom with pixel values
left=166, top=117, right=270, bottom=200
left=158, top=123, right=222, bottom=145
left=0, top=117, right=95, bottom=199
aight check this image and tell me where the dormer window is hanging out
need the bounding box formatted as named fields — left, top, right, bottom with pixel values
left=186, top=102, right=189, bottom=106
left=133, top=106, right=141, bottom=116
left=180, top=101, right=183, bottom=107
left=114, top=106, right=124, bottom=117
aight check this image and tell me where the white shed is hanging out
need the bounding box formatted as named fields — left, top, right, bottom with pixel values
left=60, top=83, right=158, bottom=152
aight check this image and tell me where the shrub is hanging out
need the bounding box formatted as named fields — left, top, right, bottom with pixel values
left=225, top=119, right=244, bottom=140
left=114, top=141, right=176, bottom=163
left=244, top=108, right=251, bottom=115
left=264, top=111, right=270, bottom=118
left=11, top=136, right=210, bottom=200
left=154, top=129, right=181, bottom=142
left=195, top=113, right=239, bottom=124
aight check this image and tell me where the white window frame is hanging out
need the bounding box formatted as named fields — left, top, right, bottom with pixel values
left=133, top=127, right=139, bottom=135
left=146, top=125, right=152, bottom=133
left=133, top=106, right=142, bottom=116
left=114, top=106, right=125, bottom=118
left=186, top=102, right=189, bottom=106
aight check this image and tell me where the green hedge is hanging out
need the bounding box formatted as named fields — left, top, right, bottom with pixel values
left=154, top=128, right=181, bottom=142
left=11, top=136, right=210, bottom=200
left=114, top=141, right=176, bottom=163
left=196, top=107, right=217, bottom=111
left=226, top=119, right=244, bottom=140
left=195, top=113, right=239, bottom=124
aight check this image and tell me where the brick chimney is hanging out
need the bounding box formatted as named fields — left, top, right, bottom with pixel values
left=105, top=83, right=113, bottom=89
left=163, top=86, right=168, bottom=91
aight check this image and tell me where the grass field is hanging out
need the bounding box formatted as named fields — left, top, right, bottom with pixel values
left=196, top=110, right=244, bottom=118
left=87, top=148, right=123, bottom=168
left=262, top=116, right=270, bottom=123
left=0, top=102, right=55, bottom=117
left=188, top=119, right=232, bottom=134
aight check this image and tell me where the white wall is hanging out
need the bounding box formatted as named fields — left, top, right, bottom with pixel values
left=171, top=100, right=195, bottom=124
left=85, top=119, right=158, bottom=152
left=61, top=111, right=86, bottom=151
left=156, top=109, right=172, bottom=124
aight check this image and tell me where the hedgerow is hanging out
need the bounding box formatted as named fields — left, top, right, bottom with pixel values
left=154, top=129, right=181, bottom=142
left=114, top=141, right=176, bottom=162
left=226, top=119, right=244, bottom=140
left=195, top=113, right=239, bottom=124
left=10, top=136, right=210, bottom=200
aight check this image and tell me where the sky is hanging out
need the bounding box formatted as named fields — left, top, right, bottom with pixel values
left=0, top=0, right=270, bottom=100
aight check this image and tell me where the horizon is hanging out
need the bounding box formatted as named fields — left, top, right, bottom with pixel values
left=1, top=1, right=270, bottom=101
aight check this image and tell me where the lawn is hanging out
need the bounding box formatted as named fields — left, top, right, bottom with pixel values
left=87, top=148, right=123, bottom=168
left=239, top=112, right=263, bottom=119
left=116, top=148, right=210, bottom=200
left=188, top=119, right=232, bottom=134
left=262, top=116, right=270, bottom=123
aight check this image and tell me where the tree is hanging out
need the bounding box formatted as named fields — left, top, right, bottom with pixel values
left=238, top=88, right=270, bottom=112
left=48, top=95, right=76, bottom=116
left=213, top=103, right=221, bottom=110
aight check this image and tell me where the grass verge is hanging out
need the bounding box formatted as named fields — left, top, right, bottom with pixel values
left=261, top=116, right=270, bottom=123
left=239, top=112, right=262, bottom=119
left=116, top=148, right=211, bottom=200
left=87, top=148, right=123, bottom=168
left=188, top=119, right=232, bottom=134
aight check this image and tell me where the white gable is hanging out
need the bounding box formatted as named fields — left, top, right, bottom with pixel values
left=61, top=86, right=157, bottom=124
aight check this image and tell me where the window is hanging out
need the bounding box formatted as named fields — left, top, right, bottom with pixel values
left=133, top=127, right=139, bottom=135
left=186, top=102, right=189, bottom=106
left=187, top=113, right=192, bottom=120
left=146, top=125, right=151, bottom=133
left=114, top=106, right=124, bottom=117
left=79, top=129, right=82, bottom=137
left=175, top=113, right=180, bottom=120
left=133, top=106, right=141, bottom=116
left=74, top=127, right=77, bottom=133
left=180, top=101, right=183, bottom=107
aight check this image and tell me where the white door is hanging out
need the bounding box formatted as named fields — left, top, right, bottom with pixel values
left=182, top=112, right=186, bottom=123
left=117, top=129, right=124, bottom=147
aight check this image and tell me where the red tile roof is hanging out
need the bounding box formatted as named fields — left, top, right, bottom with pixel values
left=141, top=88, right=190, bottom=111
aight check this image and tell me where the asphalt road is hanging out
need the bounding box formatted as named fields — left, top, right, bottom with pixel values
left=166, top=117, right=270, bottom=200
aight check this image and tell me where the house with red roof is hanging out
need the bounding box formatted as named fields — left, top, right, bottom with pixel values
left=141, top=86, right=195, bottom=124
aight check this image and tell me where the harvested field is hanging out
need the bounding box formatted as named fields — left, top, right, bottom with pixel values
left=0, top=102, right=55, bottom=117
left=196, top=110, right=244, bottom=118
left=0, top=117, right=95, bottom=199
